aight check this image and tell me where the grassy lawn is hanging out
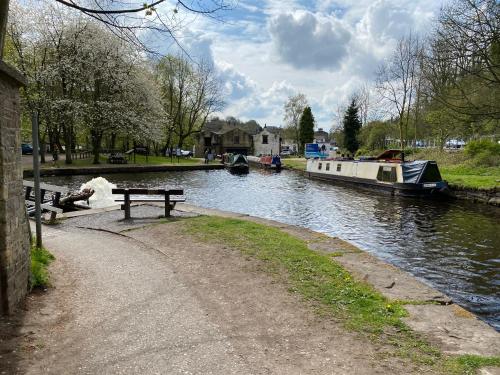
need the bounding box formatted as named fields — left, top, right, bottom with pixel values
left=183, top=215, right=500, bottom=374
left=38, top=154, right=212, bottom=168
left=282, top=157, right=307, bottom=170
left=440, top=166, right=500, bottom=190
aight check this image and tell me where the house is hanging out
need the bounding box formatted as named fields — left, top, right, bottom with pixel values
left=196, top=120, right=260, bottom=157
left=313, top=128, right=330, bottom=143
left=253, top=125, right=282, bottom=156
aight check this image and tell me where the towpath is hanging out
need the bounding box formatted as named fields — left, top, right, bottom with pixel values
left=0, top=205, right=445, bottom=375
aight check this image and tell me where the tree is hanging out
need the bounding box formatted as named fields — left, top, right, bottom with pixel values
left=1, top=0, right=233, bottom=59
left=352, top=84, right=371, bottom=126
left=156, top=55, right=224, bottom=151
left=283, top=93, right=308, bottom=145
left=425, top=0, right=499, bottom=121
left=343, top=100, right=362, bottom=154
left=298, top=106, right=314, bottom=154
left=376, top=33, right=421, bottom=149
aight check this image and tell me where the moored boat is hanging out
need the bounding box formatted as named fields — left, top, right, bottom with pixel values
left=222, top=153, right=249, bottom=173
left=247, top=155, right=282, bottom=170
left=305, top=149, right=450, bottom=197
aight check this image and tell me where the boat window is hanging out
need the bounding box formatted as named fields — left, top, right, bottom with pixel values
left=318, top=163, right=322, bottom=170
left=420, top=163, right=442, bottom=182
left=376, top=166, right=397, bottom=182
left=326, top=163, right=330, bottom=171
left=262, top=135, right=268, bottom=144
left=337, top=164, right=341, bottom=172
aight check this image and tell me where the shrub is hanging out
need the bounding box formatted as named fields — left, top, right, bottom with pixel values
left=465, top=139, right=500, bottom=157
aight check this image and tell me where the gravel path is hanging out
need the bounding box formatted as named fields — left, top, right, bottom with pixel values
left=5, top=210, right=435, bottom=374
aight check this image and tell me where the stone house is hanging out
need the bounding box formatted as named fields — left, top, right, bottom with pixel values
left=196, top=122, right=258, bottom=157
left=253, top=125, right=282, bottom=156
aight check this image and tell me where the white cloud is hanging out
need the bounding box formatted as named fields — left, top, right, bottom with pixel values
left=268, top=11, right=351, bottom=70
left=159, top=0, right=445, bottom=129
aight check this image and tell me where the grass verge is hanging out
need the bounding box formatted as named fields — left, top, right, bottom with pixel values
left=38, top=155, right=210, bottom=169
left=182, top=215, right=499, bottom=374
left=440, top=165, right=499, bottom=190
left=282, top=158, right=307, bottom=170
left=30, top=246, right=55, bottom=289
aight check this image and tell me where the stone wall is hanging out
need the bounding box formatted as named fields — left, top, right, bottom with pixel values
left=0, top=61, right=31, bottom=314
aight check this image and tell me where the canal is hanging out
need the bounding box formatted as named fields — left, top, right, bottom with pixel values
left=44, top=168, right=500, bottom=331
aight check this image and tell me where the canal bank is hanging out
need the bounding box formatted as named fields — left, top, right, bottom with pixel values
left=23, top=162, right=224, bottom=178
left=3, top=204, right=498, bottom=374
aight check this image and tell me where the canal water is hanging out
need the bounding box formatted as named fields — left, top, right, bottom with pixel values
left=44, top=169, right=500, bottom=331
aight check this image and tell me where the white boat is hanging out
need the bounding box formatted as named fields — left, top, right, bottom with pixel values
left=305, top=150, right=450, bottom=197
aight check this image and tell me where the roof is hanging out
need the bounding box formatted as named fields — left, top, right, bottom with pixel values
left=202, top=119, right=262, bottom=136
left=376, top=149, right=402, bottom=160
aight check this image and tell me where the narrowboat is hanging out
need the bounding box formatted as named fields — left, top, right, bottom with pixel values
left=306, top=150, right=450, bottom=197
left=247, top=155, right=282, bottom=170
left=222, top=153, right=249, bottom=173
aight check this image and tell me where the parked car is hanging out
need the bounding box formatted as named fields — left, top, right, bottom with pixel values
left=181, top=150, right=193, bottom=157
left=21, top=143, right=33, bottom=155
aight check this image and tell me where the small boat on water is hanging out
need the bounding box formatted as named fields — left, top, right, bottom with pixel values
left=247, top=155, right=282, bottom=170
left=306, top=149, right=450, bottom=197
left=222, top=153, right=249, bottom=173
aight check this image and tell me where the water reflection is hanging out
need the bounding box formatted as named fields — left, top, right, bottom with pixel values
left=44, top=169, right=500, bottom=330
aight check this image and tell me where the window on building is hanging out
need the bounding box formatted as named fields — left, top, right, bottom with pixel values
left=337, top=164, right=342, bottom=172
left=234, top=135, right=240, bottom=144
left=204, top=137, right=211, bottom=146
left=262, top=135, right=268, bottom=144
left=326, top=163, right=330, bottom=171
left=318, top=163, right=322, bottom=170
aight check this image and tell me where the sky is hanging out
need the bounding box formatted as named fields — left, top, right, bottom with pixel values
left=164, top=0, right=447, bottom=130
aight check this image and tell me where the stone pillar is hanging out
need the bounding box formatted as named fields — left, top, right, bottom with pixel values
left=0, top=60, right=30, bottom=315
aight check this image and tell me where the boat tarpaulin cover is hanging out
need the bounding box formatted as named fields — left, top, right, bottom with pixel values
left=402, top=161, right=428, bottom=183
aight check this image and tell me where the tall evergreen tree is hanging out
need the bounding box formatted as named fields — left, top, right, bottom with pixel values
left=299, top=106, right=314, bottom=154
left=343, top=100, right=362, bottom=154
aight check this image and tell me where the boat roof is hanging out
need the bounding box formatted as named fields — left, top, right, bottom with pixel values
left=375, top=149, right=402, bottom=160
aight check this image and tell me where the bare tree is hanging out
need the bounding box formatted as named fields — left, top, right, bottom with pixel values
left=352, top=84, right=371, bottom=126
left=376, top=33, right=421, bottom=149
left=283, top=93, right=309, bottom=146
left=156, top=55, right=224, bottom=150
left=424, top=0, right=499, bottom=120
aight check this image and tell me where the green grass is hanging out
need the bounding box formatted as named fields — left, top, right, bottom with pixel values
left=30, top=246, right=55, bottom=288
left=282, top=158, right=307, bottom=170
left=443, top=355, right=500, bottom=375
left=181, top=215, right=500, bottom=374
left=39, top=154, right=209, bottom=168
left=440, top=165, right=500, bottom=189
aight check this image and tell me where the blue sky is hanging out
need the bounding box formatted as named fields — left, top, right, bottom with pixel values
left=165, top=0, right=448, bottom=129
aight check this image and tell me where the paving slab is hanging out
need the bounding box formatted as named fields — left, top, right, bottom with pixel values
left=404, top=304, right=500, bottom=357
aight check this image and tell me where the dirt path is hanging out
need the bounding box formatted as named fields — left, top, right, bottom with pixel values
left=3, top=215, right=436, bottom=374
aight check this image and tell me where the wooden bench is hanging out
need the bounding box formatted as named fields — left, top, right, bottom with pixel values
left=23, top=180, right=68, bottom=221
left=25, top=200, right=63, bottom=222
left=23, top=180, right=69, bottom=207
left=112, top=188, right=185, bottom=219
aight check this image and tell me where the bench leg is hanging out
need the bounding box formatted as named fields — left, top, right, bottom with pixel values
left=124, top=190, right=131, bottom=219
left=49, top=211, right=57, bottom=223
left=165, top=195, right=170, bottom=217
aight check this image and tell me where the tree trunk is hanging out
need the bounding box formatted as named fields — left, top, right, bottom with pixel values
left=91, top=130, right=102, bottom=164
left=64, top=125, right=73, bottom=165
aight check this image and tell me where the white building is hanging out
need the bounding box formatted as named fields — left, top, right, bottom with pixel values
left=253, top=126, right=281, bottom=156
